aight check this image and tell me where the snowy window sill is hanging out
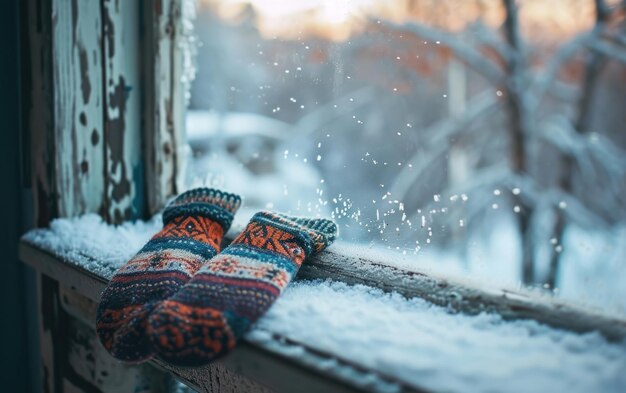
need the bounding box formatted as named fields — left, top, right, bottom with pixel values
left=19, top=214, right=626, bottom=393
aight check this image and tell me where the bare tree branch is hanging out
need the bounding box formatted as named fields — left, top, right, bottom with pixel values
left=467, top=21, right=514, bottom=64
left=377, top=19, right=506, bottom=85
left=501, top=0, right=536, bottom=284
left=539, top=116, right=626, bottom=178
left=388, top=92, right=500, bottom=200
left=587, top=39, right=626, bottom=64
left=546, top=0, right=611, bottom=289
left=529, top=34, right=589, bottom=112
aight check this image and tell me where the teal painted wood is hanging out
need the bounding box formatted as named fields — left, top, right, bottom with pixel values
left=22, top=0, right=189, bottom=391
left=102, top=0, right=145, bottom=223
left=52, top=0, right=106, bottom=218
left=27, top=0, right=190, bottom=224
left=143, top=0, right=190, bottom=216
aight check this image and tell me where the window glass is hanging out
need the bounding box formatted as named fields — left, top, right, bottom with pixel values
left=186, top=0, right=626, bottom=314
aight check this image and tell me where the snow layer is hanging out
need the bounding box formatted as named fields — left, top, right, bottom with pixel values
left=249, top=280, right=626, bottom=393
left=22, top=214, right=162, bottom=279
left=185, top=110, right=626, bottom=316
left=21, top=207, right=272, bottom=280
left=23, top=215, right=626, bottom=392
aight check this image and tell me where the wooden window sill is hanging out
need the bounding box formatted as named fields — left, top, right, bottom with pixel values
left=20, top=241, right=380, bottom=393
left=19, top=230, right=626, bottom=392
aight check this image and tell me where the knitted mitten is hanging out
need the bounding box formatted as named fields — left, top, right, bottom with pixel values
left=147, top=211, right=337, bottom=366
left=96, top=188, right=241, bottom=362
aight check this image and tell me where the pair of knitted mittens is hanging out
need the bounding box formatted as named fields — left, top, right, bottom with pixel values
left=96, top=188, right=337, bottom=366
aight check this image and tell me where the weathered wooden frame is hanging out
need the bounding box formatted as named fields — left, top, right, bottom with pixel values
left=19, top=234, right=626, bottom=392
left=20, top=241, right=410, bottom=393
left=24, top=0, right=187, bottom=228
left=20, top=0, right=626, bottom=392
left=143, top=0, right=188, bottom=216
left=22, top=0, right=189, bottom=391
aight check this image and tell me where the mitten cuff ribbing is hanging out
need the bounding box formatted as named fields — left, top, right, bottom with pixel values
left=163, top=188, right=242, bottom=229
left=252, top=211, right=338, bottom=255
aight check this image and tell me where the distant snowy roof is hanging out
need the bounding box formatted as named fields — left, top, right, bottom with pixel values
left=186, top=110, right=290, bottom=143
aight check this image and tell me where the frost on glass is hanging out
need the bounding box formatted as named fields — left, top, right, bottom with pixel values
left=185, top=0, right=626, bottom=314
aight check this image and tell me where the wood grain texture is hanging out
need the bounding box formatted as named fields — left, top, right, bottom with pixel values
left=38, top=276, right=173, bottom=393
left=26, top=0, right=188, bottom=223
left=300, top=248, right=626, bottom=342
left=59, top=285, right=175, bottom=393
left=57, top=274, right=277, bottom=393
left=143, top=0, right=188, bottom=216
left=37, top=273, right=59, bottom=393
left=23, top=1, right=192, bottom=392
left=25, top=0, right=57, bottom=227
left=102, top=0, right=144, bottom=223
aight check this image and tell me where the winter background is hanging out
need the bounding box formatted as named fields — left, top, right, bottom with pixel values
left=185, top=0, right=626, bottom=316
left=23, top=1, right=626, bottom=391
